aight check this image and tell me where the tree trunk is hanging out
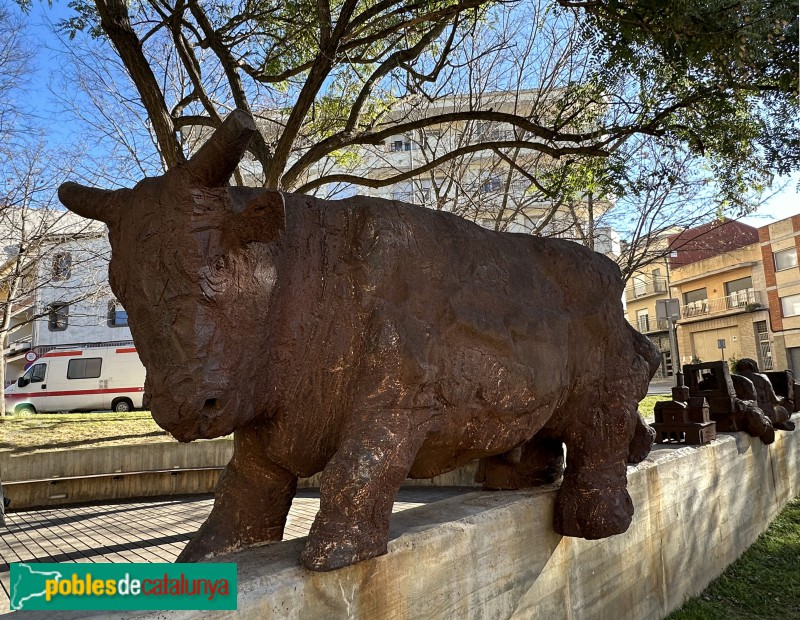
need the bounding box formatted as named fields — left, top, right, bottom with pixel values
left=94, top=0, right=185, bottom=169
left=0, top=354, right=5, bottom=419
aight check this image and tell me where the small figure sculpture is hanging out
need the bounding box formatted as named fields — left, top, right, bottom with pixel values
left=684, top=362, right=775, bottom=444
left=734, top=358, right=796, bottom=431
left=58, top=110, right=660, bottom=571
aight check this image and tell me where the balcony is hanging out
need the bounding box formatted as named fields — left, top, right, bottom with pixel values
left=626, top=278, right=668, bottom=302
left=636, top=317, right=670, bottom=333
left=681, top=289, right=763, bottom=319
left=3, top=336, right=32, bottom=359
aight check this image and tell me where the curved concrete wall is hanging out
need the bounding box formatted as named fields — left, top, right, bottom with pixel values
left=1, top=441, right=479, bottom=509
left=0, top=440, right=234, bottom=509
left=208, top=424, right=800, bottom=620
left=5, top=418, right=800, bottom=620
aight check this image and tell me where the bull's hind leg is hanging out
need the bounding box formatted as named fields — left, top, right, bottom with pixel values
left=554, top=388, right=641, bottom=540
left=177, top=428, right=297, bottom=562
left=300, top=414, right=424, bottom=571
left=480, top=435, right=565, bottom=490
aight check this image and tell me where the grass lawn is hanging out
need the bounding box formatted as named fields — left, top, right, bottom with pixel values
left=667, top=496, right=800, bottom=619
left=0, top=396, right=671, bottom=454
left=638, top=394, right=670, bottom=419
left=0, top=411, right=176, bottom=454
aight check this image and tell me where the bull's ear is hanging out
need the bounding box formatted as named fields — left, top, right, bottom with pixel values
left=58, top=182, right=119, bottom=224
left=228, top=190, right=286, bottom=244
left=187, top=109, right=256, bottom=187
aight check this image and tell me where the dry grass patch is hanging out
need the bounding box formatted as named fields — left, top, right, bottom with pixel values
left=0, top=396, right=669, bottom=455
left=0, top=411, right=175, bottom=454
left=638, top=394, right=670, bottom=421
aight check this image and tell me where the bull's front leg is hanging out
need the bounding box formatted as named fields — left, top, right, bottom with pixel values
left=177, top=427, right=297, bottom=562
left=300, top=414, right=424, bottom=572
left=553, top=390, right=641, bottom=540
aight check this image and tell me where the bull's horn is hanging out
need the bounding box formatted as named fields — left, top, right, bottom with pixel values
left=58, top=182, right=118, bottom=224
left=187, top=109, right=257, bottom=187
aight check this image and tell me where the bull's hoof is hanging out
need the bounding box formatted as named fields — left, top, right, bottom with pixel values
left=775, top=420, right=796, bottom=432
left=177, top=536, right=217, bottom=563
left=301, top=529, right=387, bottom=572
left=760, top=425, right=776, bottom=445
left=554, top=476, right=633, bottom=539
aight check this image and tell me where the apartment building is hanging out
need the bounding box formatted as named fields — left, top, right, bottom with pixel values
left=625, top=252, right=673, bottom=377
left=220, top=91, right=617, bottom=251
left=624, top=220, right=759, bottom=376
left=758, top=215, right=800, bottom=372
left=669, top=242, right=772, bottom=368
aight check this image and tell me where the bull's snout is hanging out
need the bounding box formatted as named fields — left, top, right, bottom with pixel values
left=148, top=389, right=243, bottom=442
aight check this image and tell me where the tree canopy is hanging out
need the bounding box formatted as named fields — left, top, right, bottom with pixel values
left=21, top=0, right=800, bottom=247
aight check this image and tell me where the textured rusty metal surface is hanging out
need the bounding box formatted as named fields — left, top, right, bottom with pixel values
left=58, top=110, right=660, bottom=572
left=736, top=359, right=797, bottom=431
left=684, top=361, right=777, bottom=444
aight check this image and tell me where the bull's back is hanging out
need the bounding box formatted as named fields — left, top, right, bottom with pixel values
left=279, top=196, right=627, bottom=412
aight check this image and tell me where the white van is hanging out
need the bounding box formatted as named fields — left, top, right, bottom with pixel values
left=4, top=346, right=146, bottom=415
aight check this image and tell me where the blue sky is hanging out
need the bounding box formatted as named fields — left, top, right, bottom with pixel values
left=15, top=1, right=799, bottom=228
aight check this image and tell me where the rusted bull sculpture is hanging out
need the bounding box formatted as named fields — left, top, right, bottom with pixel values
left=58, top=110, right=660, bottom=571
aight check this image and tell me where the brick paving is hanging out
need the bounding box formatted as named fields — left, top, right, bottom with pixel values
left=0, top=487, right=469, bottom=613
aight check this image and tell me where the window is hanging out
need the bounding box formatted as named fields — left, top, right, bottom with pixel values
left=683, top=287, right=708, bottom=317
left=481, top=177, right=502, bottom=193
left=781, top=293, right=800, bottom=317
left=67, top=357, right=102, bottom=379
left=389, top=139, right=412, bottom=152
left=633, top=276, right=647, bottom=298
left=476, top=122, right=513, bottom=142
left=724, top=276, right=752, bottom=295
left=683, top=288, right=708, bottom=304
left=47, top=303, right=69, bottom=331
left=774, top=247, right=798, bottom=271
left=423, top=129, right=441, bottom=149
left=636, top=309, right=650, bottom=333
left=108, top=301, right=129, bottom=327
left=52, top=252, right=71, bottom=280
left=725, top=276, right=754, bottom=308
left=29, top=363, right=46, bottom=383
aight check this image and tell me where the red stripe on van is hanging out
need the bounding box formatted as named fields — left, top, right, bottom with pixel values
left=43, top=350, right=84, bottom=357
left=5, top=387, right=144, bottom=401
left=116, top=347, right=138, bottom=353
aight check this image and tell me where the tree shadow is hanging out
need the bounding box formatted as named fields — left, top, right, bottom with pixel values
left=9, top=430, right=171, bottom=454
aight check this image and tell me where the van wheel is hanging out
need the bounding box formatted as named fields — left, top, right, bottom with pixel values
left=15, top=404, right=36, bottom=416
left=113, top=398, right=134, bottom=413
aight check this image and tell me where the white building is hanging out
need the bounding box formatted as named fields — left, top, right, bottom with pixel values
left=2, top=233, right=132, bottom=384
left=196, top=91, right=618, bottom=251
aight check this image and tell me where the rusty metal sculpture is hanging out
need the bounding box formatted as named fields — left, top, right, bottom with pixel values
left=652, top=372, right=716, bottom=445
left=765, top=369, right=800, bottom=413
left=735, top=359, right=796, bottom=431
left=58, top=110, right=660, bottom=571
left=684, top=361, right=775, bottom=444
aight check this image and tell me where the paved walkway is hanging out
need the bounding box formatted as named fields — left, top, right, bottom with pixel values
left=0, top=487, right=470, bottom=614
left=648, top=377, right=675, bottom=394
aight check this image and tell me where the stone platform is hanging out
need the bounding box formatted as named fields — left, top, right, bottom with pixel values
left=2, top=417, right=799, bottom=619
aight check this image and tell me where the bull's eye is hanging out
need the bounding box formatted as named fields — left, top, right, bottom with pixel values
left=199, top=255, right=231, bottom=300
left=213, top=256, right=228, bottom=272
